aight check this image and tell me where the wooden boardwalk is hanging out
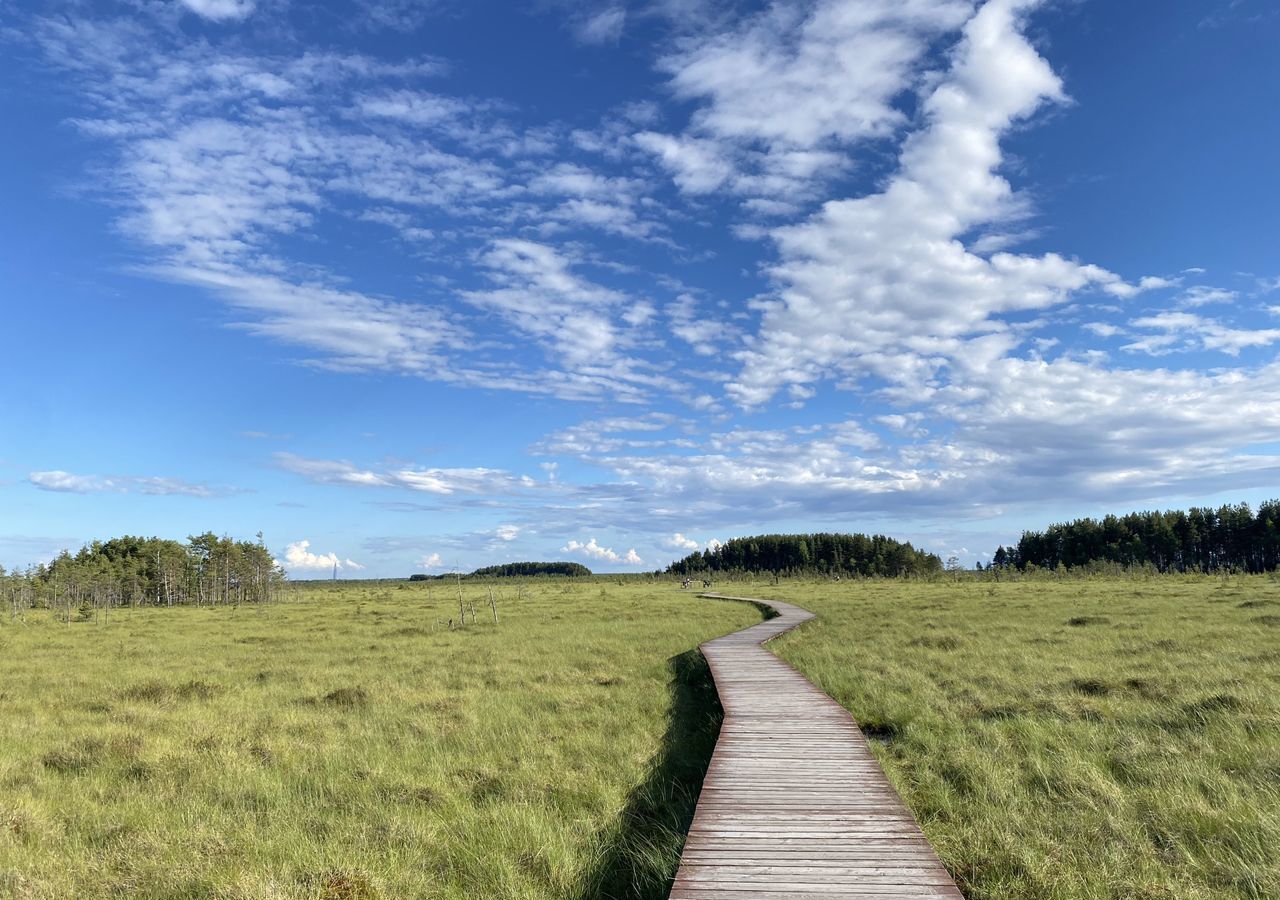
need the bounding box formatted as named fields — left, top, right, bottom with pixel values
left=669, top=593, right=963, bottom=900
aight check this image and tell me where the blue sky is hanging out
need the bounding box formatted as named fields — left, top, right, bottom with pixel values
left=2, top=0, right=1278, bottom=576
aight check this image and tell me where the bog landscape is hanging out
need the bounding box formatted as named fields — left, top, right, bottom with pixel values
left=3, top=524, right=1278, bottom=898
left=3, top=0, right=1279, bottom=898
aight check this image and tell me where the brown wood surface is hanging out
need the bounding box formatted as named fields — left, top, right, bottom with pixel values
left=669, top=593, right=963, bottom=900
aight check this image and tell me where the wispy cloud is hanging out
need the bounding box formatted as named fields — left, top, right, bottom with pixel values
left=275, top=452, right=539, bottom=496
left=572, top=6, right=627, bottom=44
left=28, top=470, right=229, bottom=498
left=179, top=0, right=257, bottom=23
left=15, top=0, right=1280, bottom=573
left=1124, top=312, right=1280, bottom=356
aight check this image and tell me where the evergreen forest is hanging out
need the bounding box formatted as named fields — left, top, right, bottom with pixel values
left=2, top=533, right=283, bottom=619
left=992, top=501, right=1280, bottom=573
left=666, top=533, right=942, bottom=577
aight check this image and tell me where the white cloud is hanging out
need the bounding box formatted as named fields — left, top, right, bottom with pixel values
left=561, top=538, right=643, bottom=565
left=276, top=452, right=538, bottom=495
left=29, top=471, right=107, bottom=494
left=666, top=293, right=735, bottom=356
left=464, top=239, right=621, bottom=365
left=1178, top=285, right=1237, bottom=308
left=357, top=90, right=471, bottom=126
left=180, top=0, right=256, bottom=23
left=573, top=6, right=627, bottom=44
left=419, top=552, right=444, bottom=568
left=532, top=355, right=1280, bottom=529
left=280, top=540, right=363, bottom=572
left=29, top=470, right=221, bottom=497
left=633, top=132, right=734, bottom=194
left=527, top=163, right=642, bottom=199
left=1124, top=311, right=1280, bottom=356
left=661, top=0, right=968, bottom=150
left=29, top=17, right=671, bottom=405
left=1084, top=322, right=1123, bottom=338
left=664, top=532, right=700, bottom=550
left=726, top=0, right=1147, bottom=407
left=361, top=0, right=444, bottom=32
left=535, top=413, right=688, bottom=455
left=24, top=0, right=1280, bottom=551
left=646, top=0, right=971, bottom=199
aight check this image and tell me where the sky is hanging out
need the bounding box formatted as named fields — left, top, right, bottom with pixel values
left=1, top=0, right=1279, bottom=577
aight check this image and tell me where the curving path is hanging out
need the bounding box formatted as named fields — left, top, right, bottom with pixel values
left=670, top=593, right=963, bottom=900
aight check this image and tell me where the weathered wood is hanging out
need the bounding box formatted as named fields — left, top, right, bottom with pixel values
left=669, top=593, right=962, bottom=900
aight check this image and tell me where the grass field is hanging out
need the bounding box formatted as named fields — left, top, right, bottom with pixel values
left=3, top=575, right=1278, bottom=899
left=0, top=580, right=757, bottom=900
left=759, top=575, right=1280, bottom=900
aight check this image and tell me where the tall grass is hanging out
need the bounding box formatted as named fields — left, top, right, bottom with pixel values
left=760, top=574, right=1280, bottom=899
left=0, top=580, right=757, bottom=899
left=4, top=574, right=1276, bottom=898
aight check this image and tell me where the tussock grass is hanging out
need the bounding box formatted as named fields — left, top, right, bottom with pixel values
left=0, top=581, right=757, bottom=899
left=759, top=575, right=1280, bottom=900
left=5, top=574, right=1276, bottom=898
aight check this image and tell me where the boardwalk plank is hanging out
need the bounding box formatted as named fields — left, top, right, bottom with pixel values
left=669, top=593, right=963, bottom=899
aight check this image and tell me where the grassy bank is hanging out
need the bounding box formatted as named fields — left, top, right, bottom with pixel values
left=756, top=575, right=1280, bottom=900
left=0, top=580, right=757, bottom=899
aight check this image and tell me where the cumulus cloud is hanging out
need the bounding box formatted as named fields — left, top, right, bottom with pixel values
left=664, top=532, right=700, bottom=550
left=280, top=540, right=364, bottom=571
left=419, top=552, right=444, bottom=568
left=726, top=0, right=1153, bottom=407
left=643, top=0, right=971, bottom=199
left=561, top=538, right=643, bottom=565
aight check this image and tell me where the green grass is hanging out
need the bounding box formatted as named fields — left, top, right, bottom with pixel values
left=0, top=580, right=758, bottom=899
left=4, top=575, right=1278, bottom=899
left=757, top=574, right=1280, bottom=900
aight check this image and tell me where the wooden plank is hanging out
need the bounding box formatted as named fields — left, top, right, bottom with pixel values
left=669, top=593, right=963, bottom=899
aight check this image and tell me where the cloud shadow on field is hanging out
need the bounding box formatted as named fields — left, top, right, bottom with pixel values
left=574, top=649, right=723, bottom=900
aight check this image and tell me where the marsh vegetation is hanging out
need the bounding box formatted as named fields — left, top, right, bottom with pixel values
left=0, top=580, right=756, bottom=899
left=766, top=575, right=1280, bottom=900
left=2, top=574, right=1276, bottom=899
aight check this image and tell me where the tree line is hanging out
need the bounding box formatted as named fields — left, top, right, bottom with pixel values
left=667, top=533, right=942, bottom=578
left=3, top=533, right=285, bottom=621
left=467, top=561, right=591, bottom=578
left=408, top=561, right=592, bottom=580
left=991, top=501, right=1280, bottom=573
